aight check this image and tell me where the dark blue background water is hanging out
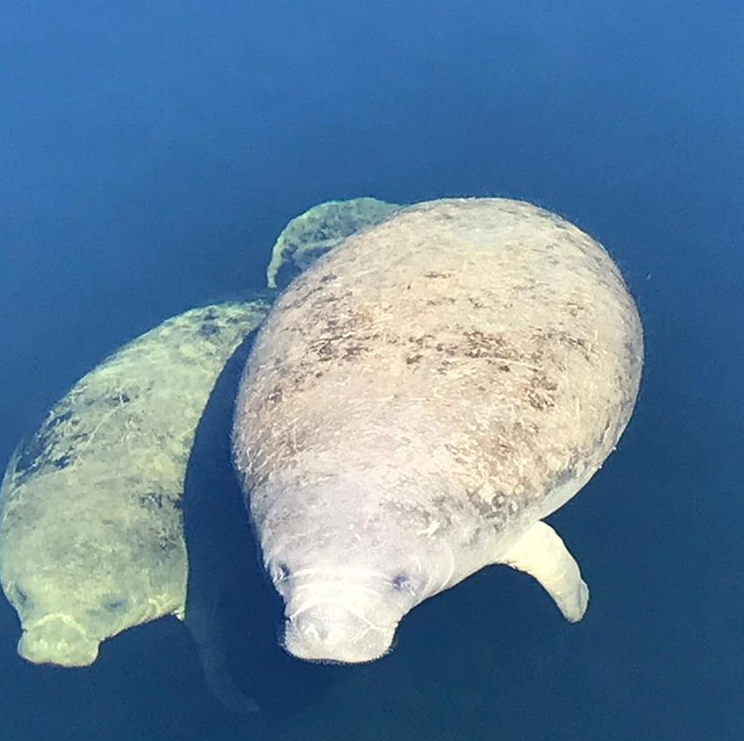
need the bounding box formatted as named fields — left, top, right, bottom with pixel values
left=1, top=2, right=742, bottom=739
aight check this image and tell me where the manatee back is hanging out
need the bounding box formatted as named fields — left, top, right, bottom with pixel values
left=234, top=198, right=643, bottom=533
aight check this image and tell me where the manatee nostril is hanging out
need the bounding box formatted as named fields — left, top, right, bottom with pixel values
left=299, top=619, right=322, bottom=641
left=272, top=562, right=291, bottom=583
left=294, top=606, right=362, bottom=647
left=310, top=623, right=329, bottom=641
left=391, top=574, right=414, bottom=595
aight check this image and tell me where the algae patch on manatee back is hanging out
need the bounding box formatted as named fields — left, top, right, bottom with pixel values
left=0, top=301, right=269, bottom=667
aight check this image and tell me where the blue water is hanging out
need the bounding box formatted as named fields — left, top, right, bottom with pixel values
left=1, top=1, right=742, bottom=739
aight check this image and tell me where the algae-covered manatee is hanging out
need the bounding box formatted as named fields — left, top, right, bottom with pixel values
left=0, top=302, right=269, bottom=667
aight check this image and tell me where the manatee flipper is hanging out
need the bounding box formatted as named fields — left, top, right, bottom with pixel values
left=500, top=521, right=589, bottom=622
left=185, top=589, right=259, bottom=715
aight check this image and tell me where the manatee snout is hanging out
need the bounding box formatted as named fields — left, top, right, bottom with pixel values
left=18, top=617, right=100, bottom=667
left=284, top=603, right=395, bottom=664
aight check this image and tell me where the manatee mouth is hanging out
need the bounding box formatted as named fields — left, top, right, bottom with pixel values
left=18, top=615, right=100, bottom=667
left=283, top=603, right=396, bottom=664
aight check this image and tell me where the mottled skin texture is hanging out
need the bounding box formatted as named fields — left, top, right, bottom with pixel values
left=0, top=302, right=268, bottom=666
left=233, top=198, right=643, bottom=663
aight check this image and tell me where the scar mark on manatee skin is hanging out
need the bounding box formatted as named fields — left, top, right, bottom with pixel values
left=425, top=297, right=456, bottom=306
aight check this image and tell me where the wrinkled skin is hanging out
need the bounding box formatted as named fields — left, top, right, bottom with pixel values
left=256, top=477, right=466, bottom=664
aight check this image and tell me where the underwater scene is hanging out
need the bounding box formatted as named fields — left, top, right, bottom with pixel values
left=1, top=2, right=742, bottom=740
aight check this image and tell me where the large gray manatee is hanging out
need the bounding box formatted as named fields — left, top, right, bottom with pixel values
left=232, top=197, right=644, bottom=664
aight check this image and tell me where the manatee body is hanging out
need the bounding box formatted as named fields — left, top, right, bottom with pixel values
left=0, top=302, right=268, bottom=667
left=232, top=197, right=644, bottom=664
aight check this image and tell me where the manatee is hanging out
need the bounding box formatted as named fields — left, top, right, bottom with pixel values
left=232, top=197, right=644, bottom=664
left=0, top=302, right=269, bottom=669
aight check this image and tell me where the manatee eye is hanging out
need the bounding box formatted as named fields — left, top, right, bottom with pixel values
left=391, top=574, right=414, bottom=594
left=273, top=563, right=291, bottom=583
left=102, top=597, right=128, bottom=613
left=10, top=583, right=28, bottom=608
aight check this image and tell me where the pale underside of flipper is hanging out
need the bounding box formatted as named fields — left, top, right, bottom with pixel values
left=500, top=521, right=589, bottom=622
